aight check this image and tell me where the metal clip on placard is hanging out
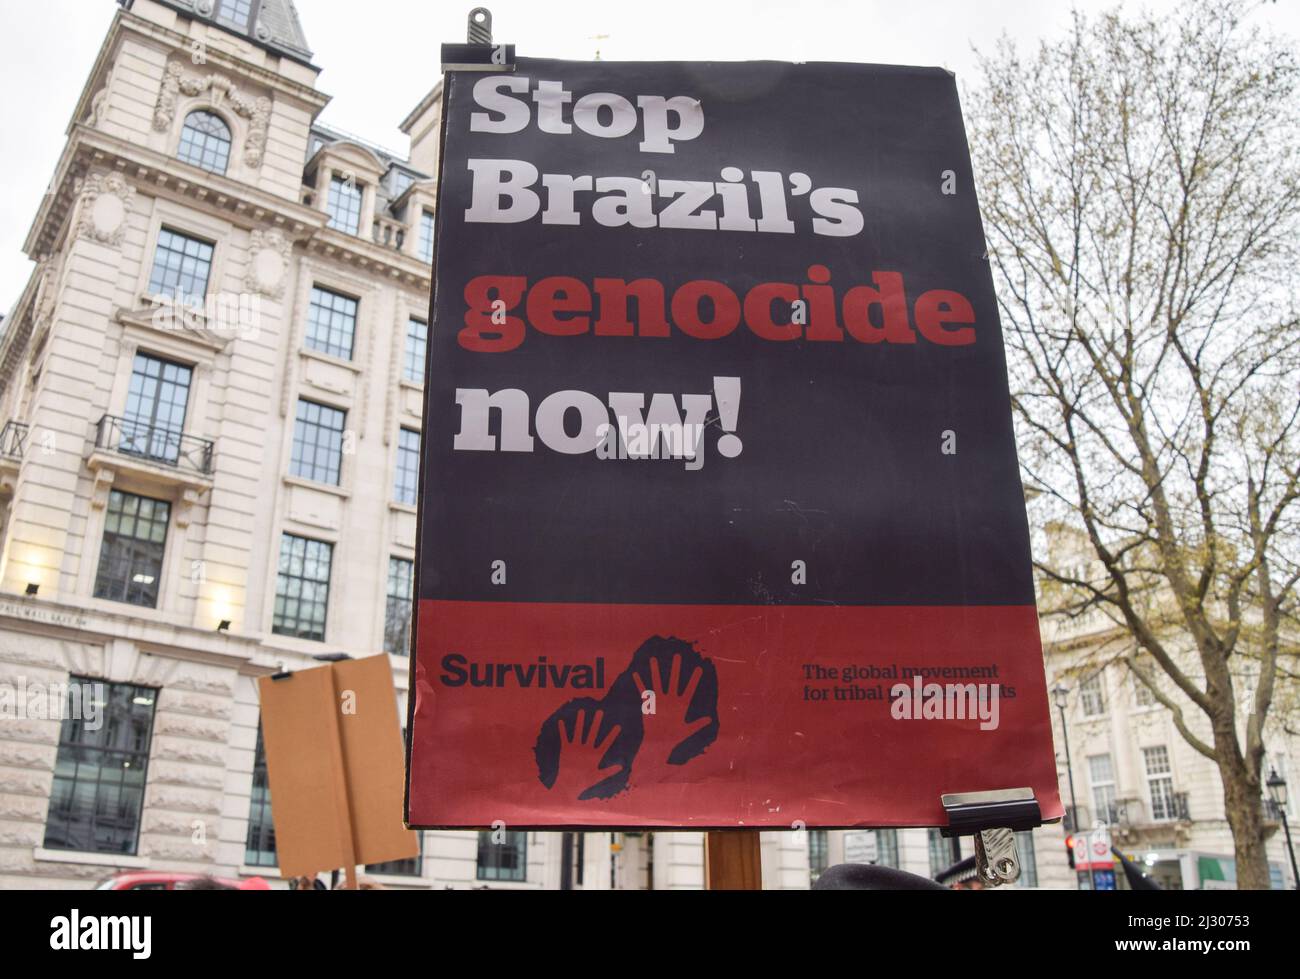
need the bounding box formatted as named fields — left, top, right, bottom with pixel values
left=442, top=8, right=516, bottom=74
left=941, top=788, right=1042, bottom=887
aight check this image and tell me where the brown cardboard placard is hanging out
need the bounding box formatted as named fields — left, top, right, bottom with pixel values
left=258, top=656, right=418, bottom=882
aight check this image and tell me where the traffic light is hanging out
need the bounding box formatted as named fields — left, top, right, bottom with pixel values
left=1065, top=834, right=1077, bottom=869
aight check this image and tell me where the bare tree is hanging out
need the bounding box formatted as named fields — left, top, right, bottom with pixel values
left=968, top=0, right=1300, bottom=888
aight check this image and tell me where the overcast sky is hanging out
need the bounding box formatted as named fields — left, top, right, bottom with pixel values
left=1, top=0, right=1297, bottom=308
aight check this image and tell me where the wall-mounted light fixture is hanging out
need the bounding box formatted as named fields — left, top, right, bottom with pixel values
left=24, top=582, right=39, bottom=596
left=217, top=619, right=232, bottom=632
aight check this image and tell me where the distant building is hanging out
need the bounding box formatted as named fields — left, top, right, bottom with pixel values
left=0, top=0, right=1118, bottom=891
left=1039, top=525, right=1298, bottom=889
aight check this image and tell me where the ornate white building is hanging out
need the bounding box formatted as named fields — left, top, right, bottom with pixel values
left=8, top=0, right=1269, bottom=891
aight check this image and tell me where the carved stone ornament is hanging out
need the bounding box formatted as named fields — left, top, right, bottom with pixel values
left=76, top=172, right=135, bottom=247
left=245, top=229, right=293, bottom=299
left=153, top=60, right=273, bottom=169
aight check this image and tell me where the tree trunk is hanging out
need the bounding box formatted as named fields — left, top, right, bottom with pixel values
left=1219, top=754, right=1270, bottom=889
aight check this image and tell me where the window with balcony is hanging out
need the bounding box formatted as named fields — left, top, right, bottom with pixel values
left=244, top=725, right=276, bottom=867
left=326, top=175, right=363, bottom=235
left=305, top=286, right=358, bottom=360
left=120, top=353, right=192, bottom=466
left=477, top=830, right=527, bottom=882
left=1143, top=745, right=1178, bottom=821
left=1079, top=672, right=1106, bottom=717
left=404, top=318, right=427, bottom=384
left=417, top=209, right=435, bottom=263
left=178, top=110, right=232, bottom=175
left=290, top=399, right=346, bottom=486
left=394, top=428, right=420, bottom=505
left=93, top=491, right=170, bottom=608
left=384, top=557, right=414, bottom=656
left=273, top=534, right=333, bottom=641
left=1087, top=753, right=1117, bottom=824
left=147, top=228, right=214, bottom=307
left=43, top=678, right=157, bottom=855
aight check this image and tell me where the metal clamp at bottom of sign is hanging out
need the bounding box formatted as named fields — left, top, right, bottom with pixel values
left=442, top=8, right=516, bottom=73
left=940, top=788, right=1042, bottom=887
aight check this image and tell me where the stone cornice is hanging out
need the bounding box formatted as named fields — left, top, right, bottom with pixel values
left=25, top=127, right=431, bottom=292
left=71, top=7, right=329, bottom=133
left=25, top=125, right=323, bottom=258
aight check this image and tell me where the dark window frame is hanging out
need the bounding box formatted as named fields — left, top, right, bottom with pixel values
left=147, top=227, right=215, bottom=307
left=43, top=677, right=158, bottom=856
left=403, top=318, right=427, bottom=384
left=93, top=490, right=171, bottom=609
left=290, top=398, right=346, bottom=486
left=393, top=428, right=420, bottom=506
left=244, top=725, right=277, bottom=867
left=304, top=285, right=359, bottom=361
left=477, top=830, right=527, bottom=882
left=326, top=175, right=363, bottom=235
left=384, top=556, right=414, bottom=656
left=177, top=109, right=233, bottom=174
left=272, top=534, right=333, bottom=641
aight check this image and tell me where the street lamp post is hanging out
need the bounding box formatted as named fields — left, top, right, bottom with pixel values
left=1053, top=682, right=1093, bottom=891
left=1266, top=768, right=1298, bottom=890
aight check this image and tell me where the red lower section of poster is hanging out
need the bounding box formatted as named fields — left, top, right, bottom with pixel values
left=408, top=601, right=1064, bottom=828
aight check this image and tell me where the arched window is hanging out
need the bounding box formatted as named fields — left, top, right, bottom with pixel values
left=177, top=110, right=232, bottom=174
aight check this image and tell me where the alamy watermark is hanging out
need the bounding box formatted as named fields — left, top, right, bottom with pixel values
left=0, top=676, right=103, bottom=730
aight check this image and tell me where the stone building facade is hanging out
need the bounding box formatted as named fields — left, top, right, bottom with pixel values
left=1039, top=528, right=1299, bottom=890
left=4, top=0, right=1283, bottom=892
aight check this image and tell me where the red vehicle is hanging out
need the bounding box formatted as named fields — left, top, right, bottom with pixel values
left=96, top=872, right=271, bottom=890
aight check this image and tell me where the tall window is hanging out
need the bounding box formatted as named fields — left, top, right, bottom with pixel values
left=404, top=318, right=427, bottom=384
left=874, top=828, right=900, bottom=868
left=290, top=399, right=346, bottom=486
left=477, top=830, right=527, bottom=882
left=273, top=534, right=333, bottom=641
left=1079, top=673, right=1106, bottom=717
left=1133, top=672, right=1158, bottom=707
left=244, top=726, right=276, bottom=867
left=147, top=228, right=214, bottom=306
left=385, top=557, right=414, bottom=656
left=1144, top=745, right=1178, bottom=821
left=121, top=353, right=192, bottom=465
left=417, top=210, right=435, bottom=263
left=807, top=829, right=829, bottom=882
left=214, top=0, right=254, bottom=31
left=44, top=679, right=157, bottom=855
left=1088, top=753, right=1117, bottom=824
left=394, top=428, right=420, bottom=505
left=94, top=491, right=170, bottom=608
left=927, top=828, right=950, bottom=877
left=177, top=110, right=232, bottom=174
left=305, top=286, right=358, bottom=360
left=1013, top=831, right=1038, bottom=887
left=326, top=175, right=363, bottom=235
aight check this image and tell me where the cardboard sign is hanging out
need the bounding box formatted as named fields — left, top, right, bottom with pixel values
left=259, top=656, right=418, bottom=876
left=407, top=57, right=1064, bottom=829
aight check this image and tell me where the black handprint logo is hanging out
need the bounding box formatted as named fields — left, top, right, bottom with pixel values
left=535, top=637, right=719, bottom=799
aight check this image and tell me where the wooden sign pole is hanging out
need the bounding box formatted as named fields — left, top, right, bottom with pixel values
left=705, top=831, right=763, bottom=889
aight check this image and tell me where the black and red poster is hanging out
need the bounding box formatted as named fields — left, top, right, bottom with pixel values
left=406, top=57, right=1064, bottom=829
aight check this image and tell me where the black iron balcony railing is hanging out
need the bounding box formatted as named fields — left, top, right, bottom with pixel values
left=96, top=415, right=214, bottom=476
left=0, top=420, right=28, bottom=459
